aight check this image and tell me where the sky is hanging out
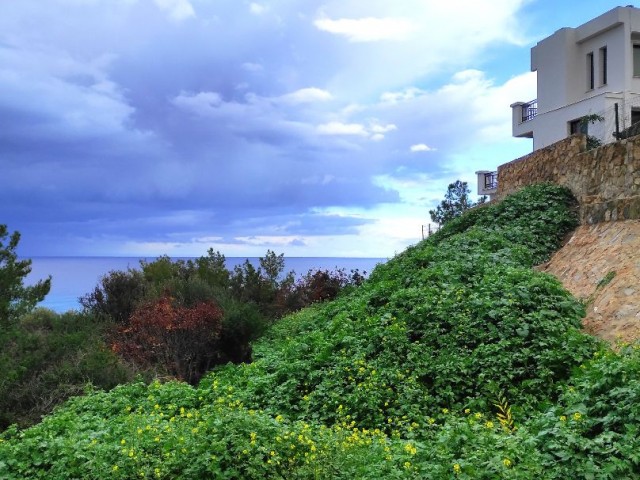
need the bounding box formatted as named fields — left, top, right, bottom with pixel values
left=0, top=0, right=625, bottom=258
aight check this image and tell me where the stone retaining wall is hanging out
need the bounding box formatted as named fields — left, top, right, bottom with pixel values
left=496, top=134, right=640, bottom=223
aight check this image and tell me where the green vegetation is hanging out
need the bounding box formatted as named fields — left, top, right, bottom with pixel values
left=0, top=243, right=366, bottom=430
left=0, top=309, right=136, bottom=429
left=0, top=224, right=51, bottom=329
left=1, top=184, right=639, bottom=478
left=429, top=179, right=485, bottom=226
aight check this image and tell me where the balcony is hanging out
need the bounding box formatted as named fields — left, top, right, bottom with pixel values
left=475, top=170, right=497, bottom=197
left=521, top=99, right=538, bottom=122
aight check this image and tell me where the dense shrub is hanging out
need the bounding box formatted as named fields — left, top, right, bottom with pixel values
left=284, top=268, right=366, bottom=311
left=112, top=297, right=224, bottom=384
left=0, top=309, right=134, bottom=429
left=82, top=250, right=366, bottom=379
left=79, top=269, right=147, bottom=324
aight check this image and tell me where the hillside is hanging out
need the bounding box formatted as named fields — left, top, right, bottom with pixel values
left=539, top=220, right=640, bottom=344
left=2, top=184, right=640, bottom=479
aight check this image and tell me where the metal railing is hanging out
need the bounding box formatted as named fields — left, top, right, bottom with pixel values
left=521, top=99, right=538, bottom=122
left=483, top=171, right=498, bottom=191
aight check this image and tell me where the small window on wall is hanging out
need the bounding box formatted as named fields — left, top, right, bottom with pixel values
left=634, top=44, right=640, bottom=76
left=569, top=119, right=588, bottom=135
left=599, top=46, right=607, bottom=85
left=632, top=108, right=640, bottom=126
left=587, top=52, right=595, bottom=89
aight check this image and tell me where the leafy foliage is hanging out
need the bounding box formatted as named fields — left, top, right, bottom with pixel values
left=4, top=184, right=640, bottom=479
left=429, top=179, right=478, bottom=225
left=0, top=309, right=134, bottom=429
left=79, top=268, right=147, bottom=324
left=112, top=297, right=224, bottom=384
left=81, top=249, right=368, bottom=380
left=0, top=225, right=51, bottom=328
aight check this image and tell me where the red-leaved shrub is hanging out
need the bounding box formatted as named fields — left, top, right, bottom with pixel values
left=112, top=296, right=223, bottom=384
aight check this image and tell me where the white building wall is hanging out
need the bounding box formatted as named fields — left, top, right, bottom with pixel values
left=512, top=6, right=640, bottom=150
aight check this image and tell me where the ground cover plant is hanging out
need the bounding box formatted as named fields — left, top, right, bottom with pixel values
left=2, top=184, right=639, bottom=478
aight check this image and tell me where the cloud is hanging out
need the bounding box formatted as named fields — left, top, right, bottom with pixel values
left=249, top=3, right=267, bottom=15
left=410, top=143, right=436, bottom=152
left=314, top=16, right=415, bottom=42
left=0, top=0, right=537, bottom=258
left=316, top=121, right=396, bottom=141
left=170, top=91, right=223, bottom=115
left=317, top=121, right=368, bottom=136
left=276, top=87, right=333, bottom=104
left=154, top=0, right=195, bottom=21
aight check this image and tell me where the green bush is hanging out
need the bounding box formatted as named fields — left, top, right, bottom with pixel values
left=79, top=269, right=147, bottom=324
left=0, top=309, right=135, bottom=429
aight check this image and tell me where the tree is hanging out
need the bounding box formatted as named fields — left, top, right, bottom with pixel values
left=429, top=180, right=476, bottom=226
left=0, top=225, right=51, bottom=328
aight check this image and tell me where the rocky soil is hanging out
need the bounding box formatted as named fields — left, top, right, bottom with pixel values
left=538, top=220, right=640, bottom=345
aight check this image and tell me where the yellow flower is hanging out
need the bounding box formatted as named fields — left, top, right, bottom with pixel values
left=464, top=408, right=471, bottom=414
left=404, top=443, right=417, bottom=455
left=573, top=412, right=582, bottom=421
left=404, top=461, right=411, bottom=469
left=503, top=458, right=512, bottom=467
left=485, top=421, right=494, bottom=429
left=113, top=465, right=119, bottom=471
left=442, top=408, right=449, bottom=414
left=474, top=412, right=483, bottom=419
left=120, top=439, right=126, bottom=445
left=453, top=463, right=461, bottom=474
left=560, top=415, right=567, bottom=422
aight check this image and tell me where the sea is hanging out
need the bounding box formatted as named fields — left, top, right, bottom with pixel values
left=25, top=257, right=386, bottom=313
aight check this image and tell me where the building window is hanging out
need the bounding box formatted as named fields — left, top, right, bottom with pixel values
left=569, top=118, right=588, bottom=135
left=632, top=108, right=640, bottom=125
left=587, top=52, right=594, bottom=89
left=599, top=46, right=607, bottom=85
left=634, top=44, right=640, bottom=76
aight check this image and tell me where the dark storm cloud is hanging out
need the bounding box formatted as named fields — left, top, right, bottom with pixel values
left=0, top=0, right=533, bottom=256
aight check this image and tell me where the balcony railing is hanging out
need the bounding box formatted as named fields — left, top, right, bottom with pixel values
left=521, top=99, right=537, bottom=122
left=483, top=171, right=498, bottom=191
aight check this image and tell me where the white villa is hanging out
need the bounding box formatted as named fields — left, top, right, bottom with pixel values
left=512, top=5, right=640, bottom=151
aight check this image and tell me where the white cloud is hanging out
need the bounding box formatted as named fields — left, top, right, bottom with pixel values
left=276, top=87, right=333, bottom=104
left=410, top=143, right=436, bottom=152
left=317, top=121, right=368, bottom=136
left=380, top=87, right=422, bottom=104
left=316, top=120, right=396, bottom=140
left=314, top=16, right=415, bottom=42
left=370, top=123, right=397, bottom=134
left=171, top=91, right=222, bottom=115
left=154, top=0, right=195, bottom=21
left=249, top=3, right=267, bottom=15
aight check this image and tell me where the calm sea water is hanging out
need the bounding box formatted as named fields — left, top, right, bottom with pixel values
left=25, top=257, right=386, bottom=313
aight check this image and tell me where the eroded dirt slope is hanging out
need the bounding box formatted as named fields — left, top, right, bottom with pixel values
left=538, top=220, right=640, bottom=345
